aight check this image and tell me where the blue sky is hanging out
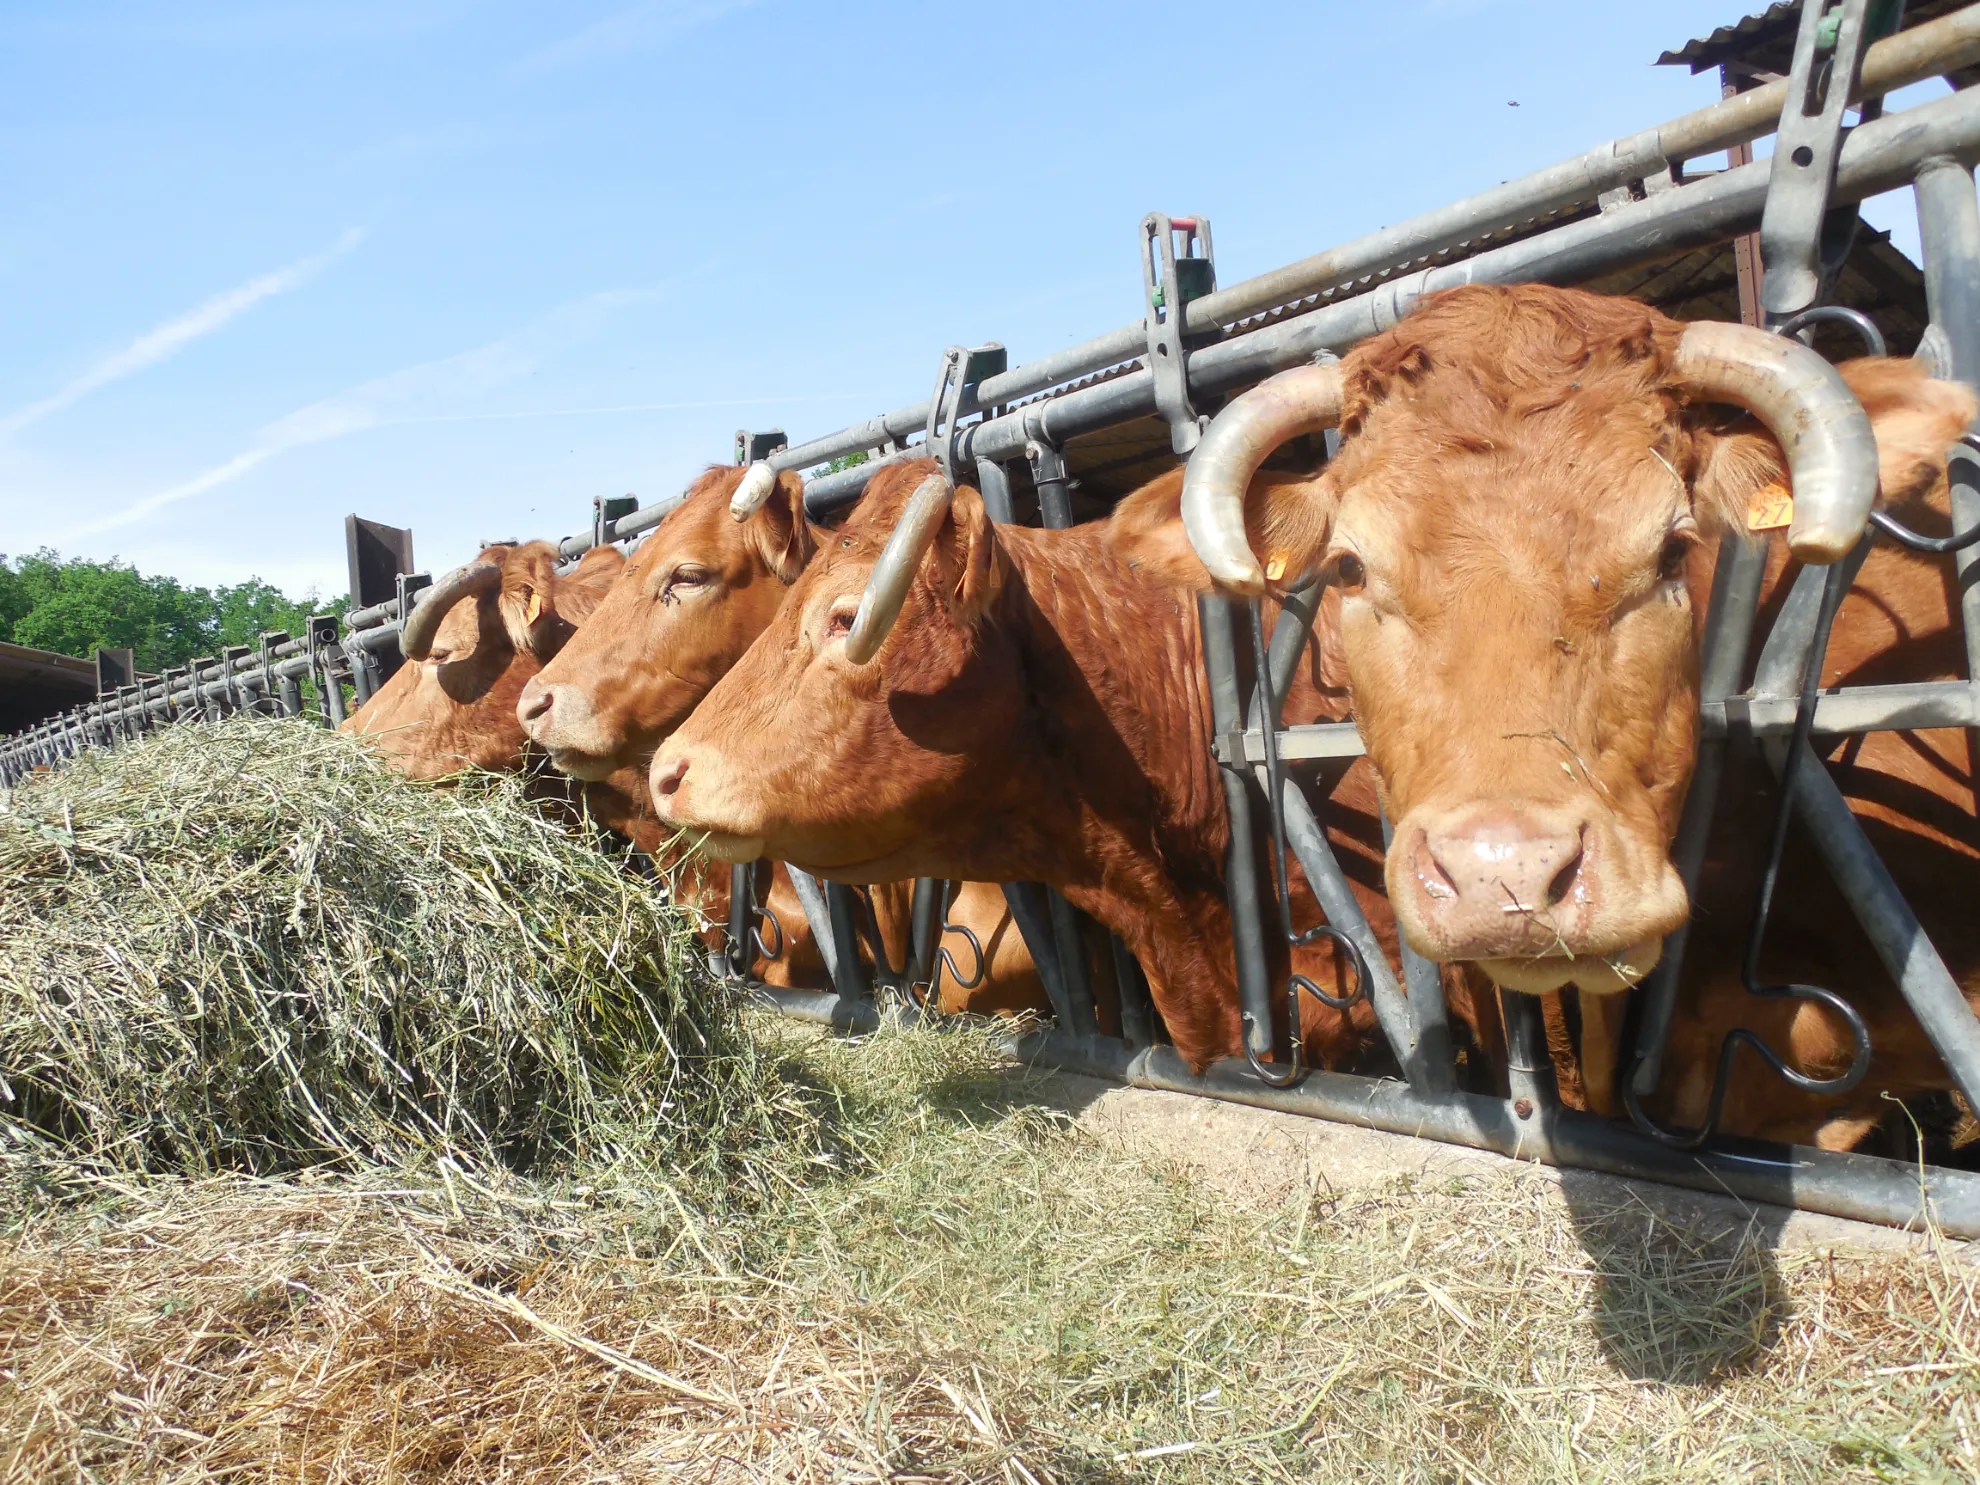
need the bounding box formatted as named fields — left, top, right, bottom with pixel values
left=0, top=1, right=1937, bottom=599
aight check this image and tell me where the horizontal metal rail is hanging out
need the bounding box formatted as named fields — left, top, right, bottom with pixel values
left=757, top=986, right=1980, bottom=1238
left=15, top=17, right=1980, bottom=772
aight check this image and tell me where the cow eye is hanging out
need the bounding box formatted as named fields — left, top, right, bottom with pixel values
left=1329, top=551, right=1367, bottom=592
left=824, top=606, right=856, bottom=641
left=1657, top=533, right=1694, bottom=582
left=660, top=565, right=709, bottom=604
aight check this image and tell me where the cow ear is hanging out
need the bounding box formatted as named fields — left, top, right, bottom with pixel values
left=1690, top=358, right=1978, bottom=537
left=1105, top=465, right=1339, bottom=592
left=930, top=483, right=1007, bottom=627
left=498, top=545, right=578, bottom=658
left=747, top=470, right=817, bottom=584
left=557, top=544, right=625, bottom=626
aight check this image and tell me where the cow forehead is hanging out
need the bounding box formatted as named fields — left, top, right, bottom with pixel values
left=626, top=486, right=747, bottom=577
left=1340, top=376, right=1683, bottom=532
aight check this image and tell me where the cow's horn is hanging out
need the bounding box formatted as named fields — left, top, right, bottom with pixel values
left=729, top=461, right=778, bottom=522
left=1181, top=361, right=1347, bottom=595
left=844, top=474, right=954, bottom=665
left=399, top=562, right=502, bottom=661
left=1673, top=321, right=1881, bottom=564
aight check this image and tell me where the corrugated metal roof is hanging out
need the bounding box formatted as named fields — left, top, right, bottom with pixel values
left=1657, top=0, right=1962, bottom=76
left=1658, top=2, right=1802, bottom=73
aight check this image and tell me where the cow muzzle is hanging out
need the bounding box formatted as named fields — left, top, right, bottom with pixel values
left=1390, top=799, right=1685, bottom=995
left=515, top=677, right=618, bottom=780
left=648, top=745, right=766, bottom=862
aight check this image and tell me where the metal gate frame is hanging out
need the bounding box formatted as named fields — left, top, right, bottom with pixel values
left=9, top=3, right=1980, bottom=1235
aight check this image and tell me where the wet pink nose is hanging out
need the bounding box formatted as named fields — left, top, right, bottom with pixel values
left=1404, top=805, right=1590, bottom=959
left=652, top=755, right=689, bottom=798
left=517, top=685, right=553, bottom=725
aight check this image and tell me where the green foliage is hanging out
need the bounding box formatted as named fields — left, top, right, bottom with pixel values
left=818, top=449, right=869, bottom=475
left=0, top=549, right=342, bottom=673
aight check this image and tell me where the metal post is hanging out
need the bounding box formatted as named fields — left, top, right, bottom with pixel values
left=1002, top=881, right=1073, bottom=1026
left=784, top=866, right=864, bottom=1003
left=727, top=862, right=755, bottom=978
left=1046, top=888, right=1099, bottom=1036
left=823, top=882, right=871, bottom=1000
left=1914, top=156, right=1980, bottom=714
left=1025, top=439, right=1074, bottom=529
left=908, top=876, right=942, bottom=991
left=1110, top=934, right=1157, bottom=1050
left=1201, top=595, right=1275, bottom=1060
left=1502, top=990, right=1557, bottom=1114
left=1629, top=536, right=1770, bottom=1095
left=974, top=457, right=1015, bottom=525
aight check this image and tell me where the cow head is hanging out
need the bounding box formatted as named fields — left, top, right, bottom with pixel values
left=516, top=464, right=814, bottom=781
left=343, top=541, right=623, bottom=780
left=1179, top=283, right=1974, bottom=996
left=648, top=459, right=1022, bottom=878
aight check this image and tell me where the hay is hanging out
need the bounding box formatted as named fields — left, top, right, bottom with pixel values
left=0, top=719, right=787, bottom=1181
left=6, top=1020, right=1977, bottom=1483
left=2, top=725, right=1977, bottom=1481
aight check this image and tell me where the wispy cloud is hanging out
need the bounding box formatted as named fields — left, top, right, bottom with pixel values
left=0, top=228, right=364, bottom=442
left=519, top=0, right=757, bottom=72
left=52, top=290, right=863, bottom=542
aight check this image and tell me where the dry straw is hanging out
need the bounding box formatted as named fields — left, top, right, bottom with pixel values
left=0, top=719, right=790, bottom=1182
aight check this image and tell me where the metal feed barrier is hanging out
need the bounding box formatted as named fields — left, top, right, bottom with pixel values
left=9, top=0, right=1980, bottom=1235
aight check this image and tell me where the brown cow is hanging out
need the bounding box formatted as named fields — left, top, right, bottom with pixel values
left=1178, top=282, right=1979, bottom=1141
left=343, top=541, right=650, bottom=838
left=641, top=457, right=1461, bottom=1073
left=340, top=537, right=831, bottom=986
left=515, top=462, right=1068, bottom=1020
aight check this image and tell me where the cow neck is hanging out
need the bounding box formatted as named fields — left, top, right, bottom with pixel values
left=988, top=520, right=1230, bottom=879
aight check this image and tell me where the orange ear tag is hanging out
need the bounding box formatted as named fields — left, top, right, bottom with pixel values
left=1264, top=555, right=1287, bottom=582
left=1746, top=483, right=1794, bottom=533
left=523, top=589, right=545, bottom=625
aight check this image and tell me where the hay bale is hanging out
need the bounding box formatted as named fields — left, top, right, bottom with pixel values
left=0, top=718, right=773, bottom=1179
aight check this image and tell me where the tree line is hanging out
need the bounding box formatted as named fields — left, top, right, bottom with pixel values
left=0, top=550, right=344, bottom=676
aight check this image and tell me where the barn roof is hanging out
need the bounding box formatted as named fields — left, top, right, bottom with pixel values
left=1658, top=0, right=1966, bottom=76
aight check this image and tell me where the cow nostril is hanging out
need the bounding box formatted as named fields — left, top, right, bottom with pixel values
left=519, top=689, right=553, bottom=723
left=1416, top=838, right=1461, bottom=904
left=653, top=757, right=689, bottom=797
left=1545, top=846, right=1585, bottom=907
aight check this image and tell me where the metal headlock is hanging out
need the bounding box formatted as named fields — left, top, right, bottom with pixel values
left=11, top=2, right=1980, bottom=1237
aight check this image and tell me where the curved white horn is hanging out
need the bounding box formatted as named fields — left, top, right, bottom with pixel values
left=399, top=562, right=502, bottom=661
left=1181, top=361, right=1347, bottom=595
left=843, top=474, right=954, bottom=666
left=1674, top=321, right=1881, bottom=564
left=729, top=461, right=778, bottom=521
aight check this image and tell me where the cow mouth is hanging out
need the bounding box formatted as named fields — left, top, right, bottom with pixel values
left=671, top=827, right=767, bottom=863
left=540, top=745, right=619, bottom=782
left=1474, top=938, right=1665, bottom=996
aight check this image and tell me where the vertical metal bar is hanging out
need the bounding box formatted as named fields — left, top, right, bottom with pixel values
left=783, top=866, right=856, bottom=1001
left=1272, top=778, right=1421, bottom=1075
left=1109, top=933, right=1157, bottom=1049
left=1773, top=734, right=1980, bottom=1112
left=727, top=862, right=754, bottom=978
left=1629, top=535, right=1770, bottom=1094
left=1002, top=881, right=1073, bottom=1026
left=1379, top=809, right=1456, bottom=1094
left=823, top=883, right=870, bottom=1000
left=1046, top=888, right=1099, bottom=1036
left=321, top=667, right=348, bottom=728
left=1201, top=595, right=1275, bottom=1059
left=974, top=456, right=1014, bottom=525
left=1502, top=990, right=1557, bottom=1113
left=278, top=673, right=304, bottom=718
left=1026, top=439, right=1074, bottom=530
left=908, top=877, right=941, bottom=990
left=1914, top=156, right=1980, bottom=718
